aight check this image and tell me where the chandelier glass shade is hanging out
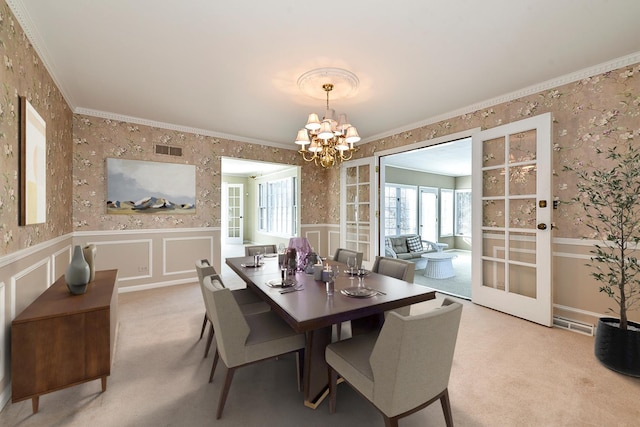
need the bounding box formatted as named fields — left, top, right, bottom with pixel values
left=294, top=82, right=360, bottom=168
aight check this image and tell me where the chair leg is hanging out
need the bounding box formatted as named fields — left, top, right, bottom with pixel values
left=216, top=367, right=236, bottom=419
left=204, top=323, right=214, bottom=358
left=336, top=322, right=342, bottom=340
left=383, top=416, right=399, bottom=427
left=199, top=313, right=208, bottom=340
left=328, top=366, right=338, bottom=414
left=209, top=349, right=219, bottom=383
left=296, top=348, right=305, bottom=393
left=440, top=388, right=454, bottom=427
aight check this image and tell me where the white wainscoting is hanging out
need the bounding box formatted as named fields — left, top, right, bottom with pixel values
left=11, top=257, right=51, bottom=320
left=163, top=235, right=214, bottom=276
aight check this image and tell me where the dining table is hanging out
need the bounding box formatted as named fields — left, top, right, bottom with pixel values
left=225, top=254, right=436, bottom=408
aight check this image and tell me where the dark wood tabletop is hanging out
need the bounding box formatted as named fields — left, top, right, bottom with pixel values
left=226, top=256, right=436, bottom=332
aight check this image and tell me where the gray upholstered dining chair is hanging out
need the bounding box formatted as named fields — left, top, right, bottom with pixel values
left=326, top=298, right=463, bottom=427
left=371, top=255, right=415, bottom=283
left=202, top=275, right=306, bottom=419
left=347, top=255, right=418, bottom=337
left=374, top=256, right=415, bottom=314
left=333, top=248, right=363, bottom=269
left=331, top=248, right=364, bottom=339
left=195, top=260, right=268, bottom=358
left=244, top=244, right=278, bottom=256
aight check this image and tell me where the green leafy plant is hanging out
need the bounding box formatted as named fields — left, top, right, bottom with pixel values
left=565, top=145, right=640, bottom=330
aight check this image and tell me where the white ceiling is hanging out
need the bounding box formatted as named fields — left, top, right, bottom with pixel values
left=7, top=1, right=640, bottom=172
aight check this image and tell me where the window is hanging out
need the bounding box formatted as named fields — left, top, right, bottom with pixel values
left=384, top=184, right=417, bottom=236
left=455, top=189, right=472, bottom=236
left=440, top=188, right=454, bottom=237
left=258, top=177, right=297, bottom=236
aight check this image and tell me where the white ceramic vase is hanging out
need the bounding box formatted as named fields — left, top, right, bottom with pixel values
left=83, top=244, right=97, bottom=282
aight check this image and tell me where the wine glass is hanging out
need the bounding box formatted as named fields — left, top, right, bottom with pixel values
left=253, top=249, right=262, bottom=267
left=346, top=257, right=355, bottom=277
left=357, top=268, right=366, bottom=287
left=324, top=266, right=338, bottom=296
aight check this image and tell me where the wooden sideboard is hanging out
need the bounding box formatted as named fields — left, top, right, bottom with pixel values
left=11, top=269, right=118, bottom=413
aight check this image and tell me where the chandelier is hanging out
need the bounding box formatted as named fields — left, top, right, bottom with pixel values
left=294, top=69, right=361, bottom=168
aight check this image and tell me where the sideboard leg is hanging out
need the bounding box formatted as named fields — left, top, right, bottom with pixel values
left=101, top=376, right=107, bottom=392
left=31, top=396, right=39, bottom=413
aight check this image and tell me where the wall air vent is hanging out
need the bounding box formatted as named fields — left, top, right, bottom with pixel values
left=553, top=316, right=594, bottom=336
left=155, top=145, right=183, bottom=157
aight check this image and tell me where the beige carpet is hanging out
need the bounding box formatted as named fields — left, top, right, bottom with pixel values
left=1, top=281, right=639, bottom=427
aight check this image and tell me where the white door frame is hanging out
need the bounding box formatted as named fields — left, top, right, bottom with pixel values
left=376, top=129, right=481, bottom=254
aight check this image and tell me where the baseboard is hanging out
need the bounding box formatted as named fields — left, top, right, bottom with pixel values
left=117, top=277, right=196, bottom=294
left=0, top=382, right=11, bottom=413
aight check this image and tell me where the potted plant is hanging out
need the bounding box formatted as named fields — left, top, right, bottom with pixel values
left=566, top=145, right=640, bottom=376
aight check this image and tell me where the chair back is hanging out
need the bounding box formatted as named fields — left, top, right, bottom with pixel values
left=196, top=260, right=220, bottom=312
left=371, top=256, right=415, bottom=283
left=369, top=299, right=463, bottom=417
left=245, top=244, right=277, bottom=257
left=202, top=275, right=250, bottom=367
left=195, top=259, right=217, bottom=285
left=333, top=248, right=363, bottom=268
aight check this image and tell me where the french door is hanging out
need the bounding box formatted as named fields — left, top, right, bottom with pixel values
left=224, top=183, right=243, bottom=244
left=471, top=112, right=553, bottom=326
left=419, top=187, right=438, bottom=242
left=341, top=158, right=375, bottom=268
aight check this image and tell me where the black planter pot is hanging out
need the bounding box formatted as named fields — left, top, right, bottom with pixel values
left=594, top=317, right=640, bottom=377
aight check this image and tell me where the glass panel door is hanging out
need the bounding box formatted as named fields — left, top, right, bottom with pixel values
left=341, top=158, right=375, bottom=267
left=472, top=113, right=553, bottom=326
left=419, top=187, right=438, bottom=242
left=226, top=183, right=243, bottom=244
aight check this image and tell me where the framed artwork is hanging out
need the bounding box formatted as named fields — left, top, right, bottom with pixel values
left=19, top=97, right=47, bottom=225
left=106, top=158, right=196, bottom=214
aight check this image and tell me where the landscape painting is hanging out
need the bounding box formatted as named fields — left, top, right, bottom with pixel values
left=107, top=158, right=196, bottom=215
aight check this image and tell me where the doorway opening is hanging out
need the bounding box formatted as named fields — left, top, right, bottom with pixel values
left=379, top=137, right=472, bottom=299
left=220, top=158, right=300, bottom=286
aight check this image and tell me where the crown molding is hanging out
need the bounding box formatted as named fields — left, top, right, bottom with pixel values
left=361, top=51, right=640, bottom=144
left=6, top=0, right=76, bottom=108
left=73, top=107, right=292, bottom=150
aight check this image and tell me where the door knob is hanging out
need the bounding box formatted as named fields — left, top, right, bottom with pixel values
left=537, top=223, right=547, bottom=230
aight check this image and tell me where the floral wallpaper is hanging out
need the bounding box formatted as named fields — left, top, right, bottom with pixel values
left=352, top=63, right=640, bottom=239
left=0, top=3, right=72, bottom=256
left=72, top=115, right=324, bottom=230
